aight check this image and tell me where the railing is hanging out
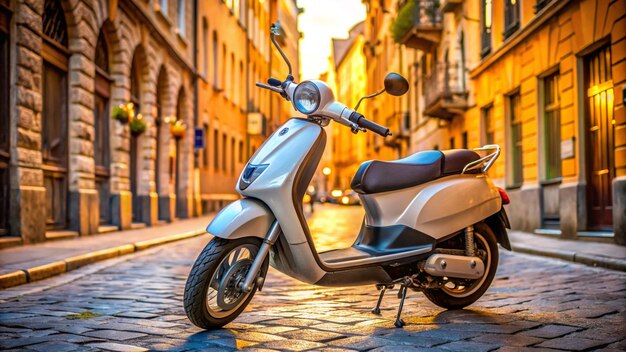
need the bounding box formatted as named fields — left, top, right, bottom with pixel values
left=392, top=0, right=442, bottom=46
left=423, top=62, right=468, bottom=116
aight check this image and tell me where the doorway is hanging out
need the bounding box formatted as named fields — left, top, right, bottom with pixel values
left=584, top=45, right=614, bottom=231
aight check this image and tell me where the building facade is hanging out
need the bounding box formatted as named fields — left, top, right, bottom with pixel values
left=0, top=0, right=300, bottom=247
left=389, top=0, right=625, bottom=244
left=196, top=0, right=301, bottom=214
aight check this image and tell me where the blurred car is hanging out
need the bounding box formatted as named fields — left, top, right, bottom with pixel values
left=325, top=189, right=345, bottom=204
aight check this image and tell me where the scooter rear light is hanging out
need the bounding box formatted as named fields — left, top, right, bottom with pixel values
left=498, top=187, right=510, bottom=205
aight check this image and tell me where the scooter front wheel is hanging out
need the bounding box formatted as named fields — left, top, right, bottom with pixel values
left=422, top=222, right=499, bottom=310
left=183, top=237, right=266, bottom=329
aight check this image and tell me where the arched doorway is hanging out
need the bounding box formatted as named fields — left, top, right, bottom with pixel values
left=42, top=0, right=69, bottom=230
left=175, top=88, right=186, bottom=218
left=129, top=48, right=143, bottom=224
left=156, top=67, right=167, bottom=220
left=94, top=30, right=111, bottom=225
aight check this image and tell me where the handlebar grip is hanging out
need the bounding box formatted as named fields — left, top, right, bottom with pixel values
left=349, top=112, right=391, bottom=137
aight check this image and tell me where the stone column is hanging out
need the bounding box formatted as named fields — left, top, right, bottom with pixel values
left=67, top=27, right=100, bottom=236
left=559, top=182, right=586, bottom=239
left=10, top=0, right=46, bottom=243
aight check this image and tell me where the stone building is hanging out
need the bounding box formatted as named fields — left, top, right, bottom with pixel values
left=0, top=0, right=301, bottom=247
left=390, top=0, right=626, bottom=245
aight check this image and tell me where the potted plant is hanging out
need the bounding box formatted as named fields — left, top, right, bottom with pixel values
left=112, top=102, right=134, bottom=124
left=129, top=113, right=147, bottom=136
left=166, top=116, right=187, bottom=139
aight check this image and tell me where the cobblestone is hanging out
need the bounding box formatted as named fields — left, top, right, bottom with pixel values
left=0, top=205, right=625, bottom=351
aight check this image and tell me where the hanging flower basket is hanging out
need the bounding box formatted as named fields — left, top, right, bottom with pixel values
left=112, top=103, right=134, bottom=124
left=129, top=114, right=147, bottom=136
left=169, top=119, right=187, bottom=139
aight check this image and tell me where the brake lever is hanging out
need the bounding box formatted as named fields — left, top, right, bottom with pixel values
left=256, top=82, right=284, bottom=94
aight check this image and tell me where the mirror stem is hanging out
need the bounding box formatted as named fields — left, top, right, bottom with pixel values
left=354, top=88, right=385, bottom=112
left=270, top=23, right=293, bottom=79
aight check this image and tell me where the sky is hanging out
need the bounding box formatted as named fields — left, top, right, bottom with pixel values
left=297, top=0, right=366, bottom=80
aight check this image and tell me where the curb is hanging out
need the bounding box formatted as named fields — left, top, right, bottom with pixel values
left=511, top=243, right=626, bottom=272
left=0, top=229, right=207, bottom=289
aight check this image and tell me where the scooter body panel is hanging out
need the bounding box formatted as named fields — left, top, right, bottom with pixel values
left=360, top=174, right=501, bottom=240
left=206, top=198, right=274, bottom=240
left=237, top=118, right=328, bottom=284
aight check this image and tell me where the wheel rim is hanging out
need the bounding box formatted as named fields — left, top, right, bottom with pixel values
left=205, top=244, right=257, bottom=318
left=441, top=232, right=491, bottom=298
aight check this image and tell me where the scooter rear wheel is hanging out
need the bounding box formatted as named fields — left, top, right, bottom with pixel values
left=422, top=222, right=499, bottom=310
left=183, top=237, right=267, bottom=329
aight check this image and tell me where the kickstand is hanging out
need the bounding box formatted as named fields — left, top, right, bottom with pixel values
left=371, top=287, right=386, bottom=315
left=394, top=286, right=408, bottom=328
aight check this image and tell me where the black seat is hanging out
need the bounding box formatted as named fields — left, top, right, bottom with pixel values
left=351, top=149, right=480, bottom=194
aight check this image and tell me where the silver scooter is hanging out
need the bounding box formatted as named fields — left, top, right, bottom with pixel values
left=184, top=23, right=512, bottom=329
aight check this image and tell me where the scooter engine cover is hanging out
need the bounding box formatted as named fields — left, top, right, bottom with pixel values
left=424, top=254, right=485, bottom=280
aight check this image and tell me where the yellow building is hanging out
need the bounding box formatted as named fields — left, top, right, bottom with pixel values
left=362, top=0, right=414, bottom=162
left=391, top=0, right=625, bottom=244
left=196, top=0, right=300, bottom=212
left=329, top=22, right=368, bottom=190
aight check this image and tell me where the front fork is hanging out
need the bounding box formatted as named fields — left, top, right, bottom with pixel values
left=239, top=221, right=281, bottom=292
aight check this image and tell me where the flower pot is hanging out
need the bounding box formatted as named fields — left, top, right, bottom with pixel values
left=170, top=120, right=186, bottom=139
left=129, top=114, right=147, bottom=136
left=112, top=103, right=133, bottom=124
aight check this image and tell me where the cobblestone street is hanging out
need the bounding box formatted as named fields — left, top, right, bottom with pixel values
left=1, top=204, right=625, bottom=351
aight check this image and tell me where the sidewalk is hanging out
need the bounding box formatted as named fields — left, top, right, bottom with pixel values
left=0, top=215, right=214, bottom=289
left=509, top=230, right=626, bottom=271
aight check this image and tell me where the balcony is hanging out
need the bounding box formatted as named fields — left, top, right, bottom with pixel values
left=391, top=0, right=442, bottom=51
left=424, top=63, right=469, bottom=119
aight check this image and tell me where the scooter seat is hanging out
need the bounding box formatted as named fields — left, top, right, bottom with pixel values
left=351, top=149, right=480, bottom=194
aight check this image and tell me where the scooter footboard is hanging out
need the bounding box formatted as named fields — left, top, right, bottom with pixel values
left=206, top=198, right=275, bottom=240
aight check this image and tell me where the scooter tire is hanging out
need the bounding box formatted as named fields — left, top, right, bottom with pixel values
left=183, top=237, right=265, bottom=329
left=422, top=222, right=499, bottom=310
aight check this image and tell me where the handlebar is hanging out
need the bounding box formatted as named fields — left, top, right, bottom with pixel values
left=348, top=111, right=391, bottom=137
left=256, top=82, right=284, bottom=94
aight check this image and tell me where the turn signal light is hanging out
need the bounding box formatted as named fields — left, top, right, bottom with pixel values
left=497, top=188, right=510, bottom=205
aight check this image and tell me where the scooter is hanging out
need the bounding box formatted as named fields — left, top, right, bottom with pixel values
left=184, top=23, right=512, bottom=329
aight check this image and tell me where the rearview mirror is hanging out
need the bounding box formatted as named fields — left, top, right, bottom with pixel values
left=384, top=73, right=409, bottom=96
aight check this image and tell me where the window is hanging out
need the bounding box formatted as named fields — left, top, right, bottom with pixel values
left=239, top=61, right=244, bottom=108
left=212, top=31, right=219, bottom=89
left=239, top=140, right=244, bottom=163
left=203, top=123, right=209, bottom=168
left=508, top=92, right=523, bottom=187
left=449, top=137, right=455, bottom=149
left=482, top=104, right=494, bottom=145
left=231, top=137, right=236, bottom=175
left=481, top=0, right=492, bottom=57
left=544, top=73, right=561, bottom=180
left=222, top=133, right=227, bottom=172
left=94, top=31, right=111, bottom=224
left=230, top=53, right=235, bottom=102
left=42, top=0, right=69, bottom=229
left=177, top=0, right=185, bottom=36
left=504, top=0, right=520, bottom=39
left=213, top=128, right=219, bottom=171
left=202, top=18, right=208, bottom=77
left=222, top=44, right=227, bottom=95
left=462, top=131, right=468, bottom=149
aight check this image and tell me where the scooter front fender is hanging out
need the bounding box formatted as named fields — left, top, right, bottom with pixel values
left=206, top=198, right=275, bottom=240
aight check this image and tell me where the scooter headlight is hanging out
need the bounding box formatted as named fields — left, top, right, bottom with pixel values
left=240, top=163, right=269, bottom=190
left=293, top=82, right=321, bottom=115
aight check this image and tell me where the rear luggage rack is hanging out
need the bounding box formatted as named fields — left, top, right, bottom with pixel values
left=462, top=145, right=501, bottom=174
